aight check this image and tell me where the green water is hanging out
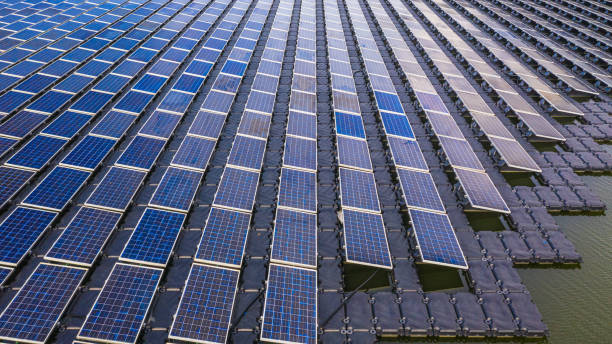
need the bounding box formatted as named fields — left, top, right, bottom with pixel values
left=518, top=174, right=612, bottom=343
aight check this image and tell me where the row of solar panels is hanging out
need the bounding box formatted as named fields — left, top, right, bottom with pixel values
left=536, top=0, right=611, bottom=36
left=474, top=0, right=612, bottom=93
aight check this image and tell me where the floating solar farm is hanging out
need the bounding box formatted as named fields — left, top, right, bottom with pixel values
left=0, top=0, right=610, bottom=342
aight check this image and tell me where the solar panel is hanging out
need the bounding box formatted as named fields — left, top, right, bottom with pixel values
left=23, top=167, right=89, bottom=211
left=90, top=110, right=137, bottom=139
left=171, top=135, right=216, bottom=171
left=227, top=135, right=266, bottom=170
left=397, top=168, right=445, bottom=212
left=213, top=167, right=259, bottom=211
left=139, top=110, right=181, bottom=139
left=7, top=135, right=67, bottom=170
left=283, top=136, right=316, bottom=171
left=387, top=136, right=429, bottom=171
left=409, top=209, right=467, bottom=268
left=341, top=209, right=392, bottom=268
left=168, top=264, right=239, bottom=344
left=237, top=110, right=271, bottom=138
left=414, top=90, right=448, bottom=113
left=374, top=91, right=404, bottom=114
left=0, top=267, right=10, bottom=285
left=189, top=110, right=226, bottom=138
left=42, top=111, right=93, bottom=139
left=61, top=135, right=115, bottom=170
left=334, top=111, right=365, bottom=138
left=261, top=264, right=317, bottom=344
left=0, top=206, right=56, bottom=266
left=488, top=136, right=541, bottom=172
left=0, top=167, right=34, bottom=207
left=336, top=135, right=373, bottom=171
left=437, top=136, right=484, bottom=171
left=78, top=264, right=162, bottom=344
left=195, top=207, right=251, bottom=268
left=0, top=110, right=47, bottom=139
left=270, top=208, right=317, bottom=268
left=425, top=111, right=463, bottom=139
left=339, top=168, right=380, bottom=212
left=149, top=167, right=201, bottom=212
left=0, top=263, right=87, bottom=344
left=45, top=207, right=121, bottom=267
left=380, top=111, right=415, bottom=138
left=278, top=167, right=317, bottom=213
left=454, top=168, right=510, bottom=213
left=287, top=111, right=316, bottom=139
left=86, top=167, right=146, bottom=211
left=116, top=135, right=165, bottom=171
left=120, top=208, right=185, bottom=267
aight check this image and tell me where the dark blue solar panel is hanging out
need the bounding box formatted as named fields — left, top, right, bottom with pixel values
left=335, top=111, right=365, bottom=138
left=374, top=91, right=404, bottom=113
left=336, top=136, right=372, bottom=171
left=221, top=60, right=247, bottom=76
left=46, top=207, right=121, bottom=266
left=28, top=91, right=72, bottom=114
left=168, top=264, right=238, bottom=344
left=140, top=111, right=181, bottom=139
left=227, top=135, right=266, bottom=170
left=0, top=267, right=10, bottom=285
left=91, top=110, right=137, bottom=139
left=78, top=264, right=162, bottom=344
left=71, top=91, right=113, bottom=114
left=174, top=74, right=205, bottom=94
left=195, top=207, right=250, bottom=267
left=287, top=111, right=316, bottom=139
left=86, top=167, right=146, bottom=211
left=0, top=207, right=56, bottom=266
left=438, top=136, right=484, bottom=171
left=454, top=168, right=510, bottom=213
left=23, top=167, right=89, bottom=211
left=339, top=168, right=380, bottom=212
left=15, top=74, right=56, bottom=93
left=213, top=167, right=259, bottom=211
left=61, top=135, right=115, bottom=170
left=409, top=209, right=467, bottom=268
left=0, top=91, right=32, bottom=114
left=278, top=168, right=316, bottom=212
left=397, top=169, right=445, bottom=212
left=0, top=110, right=47, bottom=138
left=342, top=209, right=392, bottom=268
left=133, top=74, right=167, bottom=94
left=246, top=90, right=275, bottom=114
left=185, top=59, right=212, bottom=76
left=283, top=136, right=316, bottom=171
left=171, top=135, right=215, bottom=171
left=7, top=135, right=66, bottom=170
left=237, top=111, right=271, bottom=138
left=158, top=90, right=193, bottom=114
left=0, top=263, right=86, bottom=343
left=261, top=264, right=317, bottom=344
left=270, top=209, right=316, bottom=268
left=189, top=110, right=226, bottom=138
left=0, top=167, right=33, bottom=207
left=42, top=111, right=92, bottom=138
left=150, top=167, right=201, bottom=212
left=380, top=111, right=414, bottom=138
left=117, top=135, right=165, bottom=170
left=55, top=75, right=95, bottom=94
left=114, top=90, right=153, bottom=114
left=94, top=74, right=130, bottom=93
left=120, top=208, right=185, bottom=266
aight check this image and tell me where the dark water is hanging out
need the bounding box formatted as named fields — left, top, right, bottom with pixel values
left=518, top=174, right=612, bottom=344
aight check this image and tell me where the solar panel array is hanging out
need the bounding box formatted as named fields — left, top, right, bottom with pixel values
left=1, top=0, right=605, bottom=341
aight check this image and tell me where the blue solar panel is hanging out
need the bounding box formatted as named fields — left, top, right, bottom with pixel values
left=380, top=111, right=414, bottom=138
left=171, top=135, right=215, bottom=171
left=94, top=74, right=130, bottom=94
left=0, top=91, right=32, bottom=114
left=287, top=111, right=316, bottom=139
left=42, top=111, right=92, bottom=139
left=283, top=136, right=316, bottom=171
left=78, top=264, right=162, bottom=344
left=140, top=111, right=181, bottom=139
left=149, top=167, right=201, bottom=212
left=222, top=59, right=247, bottom=76
left=0, top=110, right=47, bottom=138
left=261, top=264, right=317, bottom=344
left=0, top=267, right=10, bottom=285
left=116, top=135, right=165, bottom=170
left=339, top=168, right=380, bottom=212
left=270, top=208, right=316, bottom=268
left=174, top=74, right=205, bottom=93
left=246, top=90, right=275, bottom=114
left=213, top=167, right=259, bottom=211
left=46, top=207, right=121, bottom=266
left=438, top=136, right=484, bottom=171
left=7, top=135, right=66, bottom=170
left=0, top=137, right=17, bottom=157
left=195, top=207, right=251, bottom=267
left=0, top=206, right=56, bottom=266
left=201, top=90, right=234, bottom=113
left=387, top=136, right=428, bottom=170
left=397, top=169, right=445, bottom=212
left=133, top=73, right=167, bottom=94
left=0, top=167, right=33, bottom=207
left=237, top=110, right=271, bottom=138
left=341, top=209, right=392, bottom=268
left=168, top=264, right=238, bottom=344
left=91, top=110, right=137, bottom=139
left=454, top=168, right=510, bottom=213
left=61, top=135, right=115, bottom=170
left=0, top=263, right=87, bottom=343
left=409, top=209, right=467, bottom=268
left=335, top=111, right=365, bottom=138
left=114, top=90, right=153, bottom=115
left=278, top=168, right=316, bottom=212
left=336, top=136, right=372, bottom=171
left=374, top=91, right=404, bottom=114
left=28, top=91, right=72, bottom=114
left=71, top=91, right=113, bottom=114
left=227, top=135, right=266, bottom=170
left=86, top=167, right=146, bottom=211
left=158, top=90, right=193, bottom=114
left=23, top=167, right=89, bottom=211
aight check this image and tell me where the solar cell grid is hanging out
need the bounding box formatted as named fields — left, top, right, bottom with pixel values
left=278, top=167, right=316, bottom=213
left=149, top=167, right=201, bottom=212
left=336, top=135, right=372, bottom=171
left=41, top=111, right=92, bottom=139
left=120, top=208, right=185, bottom=266
left=86, top=167, right=145, bottom=211
left=0, top=267, right=10, bottom=285
left=195, top=207, right=250, bottom=267
left=271, top=208, right=317, bottom=268
left=0, top=206, right=56, bottom=266
left=261, top=264, right=317, bottom=344
left=23, top=166, right=89, bottom=211
left=139, top=110, right=181, bottom=139
left=380, top=111, right=414, bottom=138
left=397, top=168, right=445, bottom=212
left=341, top=209, right=392, bottom=268
left=409, top=209, right=467, bottom=268
left=213, top=167, right=259, bottom=211
left=0, top=110, right=47, bottom=138
left=283, top=136, right=316, bottom=171
left=61, top=135, right=115, bottom=170
left=116, top=135, right=165, bottom=170
left=78, top=263, right=162, bottom=344
left=0, top=166, right=33, bottom=207
left=7, top=134, right=67, bottom=170
left=227, top=135, right=266, bottom=170
left=334, top=111, right=365, bottom=138
left=237, top=110, right=271, bottom=138
left=339, top=168, right=380, bottom=212
left=438, top=135, right=484, bottom=171
left=0, top=263, right=87, bottom=344
left=168, top=264, right=238, bottom=344
left=454, top=168, right=510, bottom=213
